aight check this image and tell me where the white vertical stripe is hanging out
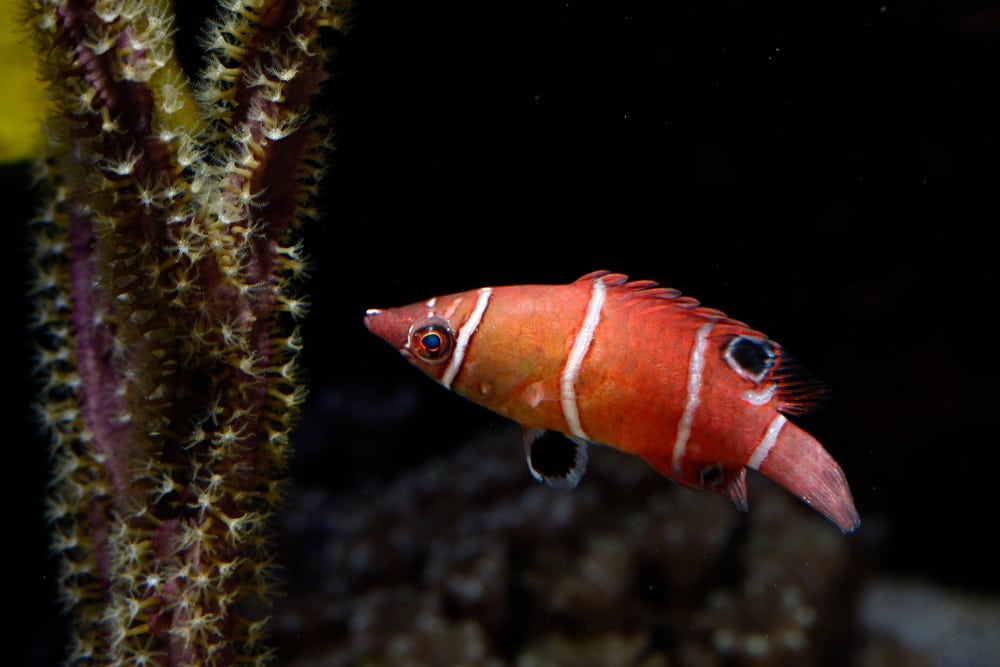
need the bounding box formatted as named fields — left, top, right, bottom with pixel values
left=747, top=413, right=787, bottom=470
left=442, top=288, right=492, bottom=389
left=560, top=277, right=606, bottom=439
left=671, top=322, right=715, bottom=474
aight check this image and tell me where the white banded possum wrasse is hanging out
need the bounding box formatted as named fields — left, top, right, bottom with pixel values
left=364, top=270, right=859, bottom=533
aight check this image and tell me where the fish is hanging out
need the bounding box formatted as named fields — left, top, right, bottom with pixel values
left=363, top=270, right=860, bottom=533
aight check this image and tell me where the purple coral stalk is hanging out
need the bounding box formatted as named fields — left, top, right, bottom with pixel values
left=27, top=1, right=348, bottom=664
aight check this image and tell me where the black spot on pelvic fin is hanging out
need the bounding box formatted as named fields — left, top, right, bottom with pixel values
left=523, top=428, right=588, bottom=490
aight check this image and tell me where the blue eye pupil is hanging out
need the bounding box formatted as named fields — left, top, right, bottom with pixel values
left=422, top=332, right=442, bottom=350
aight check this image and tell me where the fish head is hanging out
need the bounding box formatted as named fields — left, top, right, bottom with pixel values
left=364, top=304, right=445, bottom=359
left=364, top=304, right=454, bottom=377
left=365, top=283, right=571, bottom=426
left=364, top=288, right=483, bottom=386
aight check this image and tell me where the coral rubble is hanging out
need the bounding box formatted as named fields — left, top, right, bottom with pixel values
left=275, top=426, right=868, bottom=666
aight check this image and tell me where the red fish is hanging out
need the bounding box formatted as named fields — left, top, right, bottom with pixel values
left=364, top=271, right=859, bottom=533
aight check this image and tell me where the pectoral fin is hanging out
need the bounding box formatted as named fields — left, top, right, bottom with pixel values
left=523, top=427, right=588, bottom=489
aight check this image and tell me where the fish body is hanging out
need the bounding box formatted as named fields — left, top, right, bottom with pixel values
left=364, top=271, right=859, bottom=533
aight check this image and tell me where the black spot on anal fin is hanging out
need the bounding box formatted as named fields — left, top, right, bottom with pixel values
left=522, top=427, right=588, bottom=490
left=774, top=350, right=832, bottom=416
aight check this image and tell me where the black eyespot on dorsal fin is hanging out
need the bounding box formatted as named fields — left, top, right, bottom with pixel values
left=727, top=336, right=776, bottom=381
left=723, top=334, right=831, bottom=415
left=772, top=348, right=831, bottom=416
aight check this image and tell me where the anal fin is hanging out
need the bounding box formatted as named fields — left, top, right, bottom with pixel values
left=726, top=468, right=749, bottom=512
left=523, top=427, right=589, bottom=489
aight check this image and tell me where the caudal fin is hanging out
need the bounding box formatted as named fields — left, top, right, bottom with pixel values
left=753, top=421, right=860, bottom=533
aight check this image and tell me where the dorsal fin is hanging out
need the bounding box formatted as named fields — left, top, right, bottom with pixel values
left=576, top=270, right=751, bottom=326
left=574, top=270, right=630, bottom=286
left=772, top=348, right=831, bottom=416
left=723, top=332, right=831, bottom=416
left=522, top=427, right=589, bottom=489
left=576, top=271, right=829, bottom=416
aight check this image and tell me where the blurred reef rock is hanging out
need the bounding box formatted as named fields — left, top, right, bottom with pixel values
left=273, top=425, right=998, bottom=666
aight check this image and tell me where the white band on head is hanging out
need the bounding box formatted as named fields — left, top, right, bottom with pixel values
left=442, top=288, right=492, bottom=389
left=560, top=277, right=606, bottom=439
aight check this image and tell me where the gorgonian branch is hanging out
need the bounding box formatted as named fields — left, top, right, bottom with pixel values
left=27, top=1, right=348, bottom=664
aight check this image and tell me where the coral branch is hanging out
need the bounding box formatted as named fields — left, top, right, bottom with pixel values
left=27, top=0, right=348, bottom=664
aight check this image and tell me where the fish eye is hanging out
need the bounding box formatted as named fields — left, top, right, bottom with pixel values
left=724, top=336, right=776, bottom=383
left=408, top=316, right=455, bottom=365
left=699, top=464, right=725, bottom=488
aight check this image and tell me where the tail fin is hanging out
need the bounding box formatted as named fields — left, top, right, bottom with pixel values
left=753, top=421, right=860, bottom=533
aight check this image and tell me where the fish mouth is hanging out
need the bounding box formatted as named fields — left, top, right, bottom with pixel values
left=363, top=308, right=384, bottom=336
left=363, top=308, right=382, bottom=330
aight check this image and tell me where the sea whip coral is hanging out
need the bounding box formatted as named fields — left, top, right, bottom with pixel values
left=27, top=1, right=347, bottom=664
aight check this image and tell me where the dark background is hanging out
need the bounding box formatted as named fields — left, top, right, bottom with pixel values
left=9, top=0, right=1000, bottom=664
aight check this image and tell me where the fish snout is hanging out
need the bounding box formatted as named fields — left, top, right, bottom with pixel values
left=363, top=308, right=408, bottom=350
